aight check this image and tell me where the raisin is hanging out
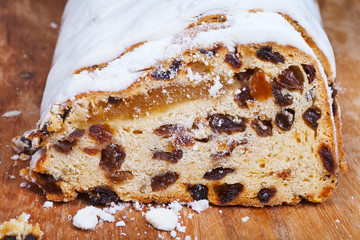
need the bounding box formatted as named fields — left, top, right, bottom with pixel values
left=100, top=144, right=126, bottom=172
left=18, top=71, right=34, bottom=80
left=302, top=107, right=321, bottom=130
left=228, top=139, right=247, bottom=152
left=199, top=45, right=222, bottom=57
left=152, top=150, right=183, bottom=163
left=208, top=114, right=246, bottom=134
left=272, top=82, right=293, bottom=107
left=319, top=145, right=335, bottom=173
left=256, top=46, right=285, bottom=64
left=3, top=236, right=16, bottom=240
left=251, top=118, right=273, bottom=137
left=203, top=167, right=235, bottom=180
left=108, top=96, right=123, bottom=104
left=89, top=124, right=113, bottom=144
left=89, top=187, right=119, bottom=205
left=277, top=67, right=304, bottom=90
left=151, top=171, right=179, bottom=191
left=174, top=134, right=195, bottom=147
left=195, top=137, right=211, bottom=143
left=211, top=151, right=231, bottom=160
left=214, top=183, right=243, bottom=204
left=329, top=83, right=337, bottom=115
left=188, top=184, right=209, bottom=200
left=36, top=173, right=62, bottom=194
left=60, top=108, right=71, bottom=122
left=234, top=69, right=255, bottom=82
left=257, top=187, right=277, bottom=203
left=234, top=86, right=254, bottom=108
left=154, top=124, right=184, bottom=137
left=24, top=234, right=37, bottom=240
left=224, top=53, right=242, bottom=69
left=53, top=140, right=75, bottom=153
left=151, top=59, right=181, bottom=80
left=68, top=129, right=85, bottom=142
left=302, top=64, right=316, bottom=84
left=275, top=109, right=295, bottom=131
left=83, top=147, right=100, bottom=156
left=250, top=71, right=272, bottom=101
left=107, top=171, right=133, bottom=183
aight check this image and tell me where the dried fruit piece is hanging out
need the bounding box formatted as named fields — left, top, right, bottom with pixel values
left=302, top=64, right=316, bottom=84
left=257, top=187, right=277, bottom=203
left=199, top=45, right=222, bottom=58
left=68, top=129, right=85, bottom=142
left=319, top=145, right=335, bottom=173
left=53, top=140, right=75, bottom=153
left=250, top=71, right=272, bottom=101
left=234, top=86, right=254, bottom=108
left=151, top=171, right=179, bottom=191
left=251, top=118, right=273, bottom=137
left=154, top=124, right=184, bottom=137
left=108, top=96, right=123, bottom=104
left=234, top=69, right=255, bottom=82
left=188, top=184, right=209, bottom=200
left=100, top=144, right=126, bottom=172
left=152, top=150, right=183, bottom=163
left=275, top=109, right=295, bottom=131
left=277, top=66, right=304, bottom=90
left=211, top=151, right=231, bottom=160
left=4, top=236, right=17, bottom=240
left=89, top=124, right=113, bottom=144
left=208, top=114, right=246, bottom=134
left=203, top=167, right=235, bottom=180
left=36, top=173, right=62, bottom=194
left=83, top=147, right=100, bottom=156
left=89, top=187, right=119, bottom=205
left=107, top=171, right=134, bottom=183
left=329, top=83, right=338, bottom=115
left=302, top=107, right=321, bottom=130
left=224, top=53, right=242, bottom=69
left=3, top=236, right=18, bottom=240
left=214, top=183, right=243, bottom=204
left=151, top=60, right=181, bottom=80
left=24, top=234, right=37, bottom=240
left=174, top=134, right=195, bottom=147
left=256, top=46, right=285, bottom=64
left=272, top=82, right=293, bottom=107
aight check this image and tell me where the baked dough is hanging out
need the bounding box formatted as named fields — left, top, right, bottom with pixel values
left=15, top=0, right=343, bottom=206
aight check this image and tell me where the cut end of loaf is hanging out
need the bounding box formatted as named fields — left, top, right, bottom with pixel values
left=16, top=42, right=341, bottom=207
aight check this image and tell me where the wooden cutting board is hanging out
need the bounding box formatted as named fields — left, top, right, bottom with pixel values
left=0, top=0, right=359, bottom=239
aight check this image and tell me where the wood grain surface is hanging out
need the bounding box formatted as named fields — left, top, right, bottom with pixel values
left=0, top=0, right=359, bottom=239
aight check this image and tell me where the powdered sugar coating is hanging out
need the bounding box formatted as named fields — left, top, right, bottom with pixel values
left=40, top=0, right=335, bottom=124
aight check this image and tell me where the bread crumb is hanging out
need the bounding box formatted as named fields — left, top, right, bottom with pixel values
left=145, top=208, right=178, bottom=231
left=49, top=22, right=58, bottom=29
left=73, top=206, right=115, bottom=230
left=188, top=200, right=209, bottom=213
left=42, top=201, right=53, bottom=208
left=241, top=216, right=249, bottom=222
left=335, top=219, right=341, bottom=223
left=2, top=110, right=22, bottom=118
left=185, top=236, right=191, bottom=240
left=187, top=213, right=194, bottom=219
left=116, top=220, right=126, bottom=227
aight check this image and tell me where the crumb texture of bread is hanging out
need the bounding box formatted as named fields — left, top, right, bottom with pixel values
left=16, top=0, right=343, bottom=207
left=0, top=213, right=43, bottom=240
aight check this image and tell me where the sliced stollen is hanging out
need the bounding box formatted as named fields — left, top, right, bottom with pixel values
left=13, top=0, right=344, bottom=207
